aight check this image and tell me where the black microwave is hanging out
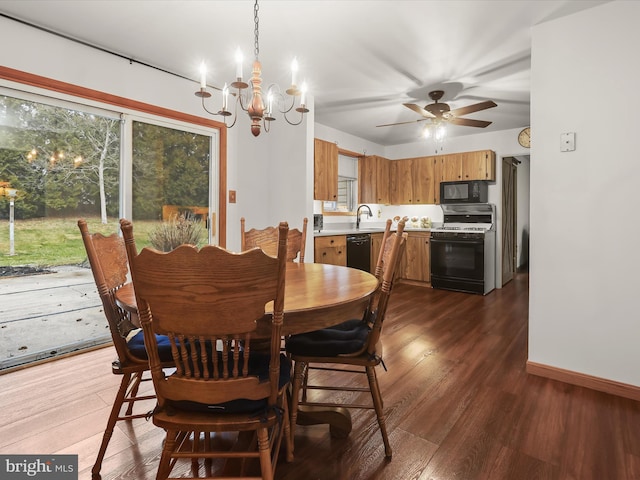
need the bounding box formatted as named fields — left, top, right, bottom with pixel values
left=440, top=180, right=488, bottom=204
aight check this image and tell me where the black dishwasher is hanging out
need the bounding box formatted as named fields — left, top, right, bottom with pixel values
left=346, top=234, right=371, bottom=272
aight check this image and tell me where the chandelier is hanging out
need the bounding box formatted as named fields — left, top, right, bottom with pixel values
left=195, top=0, right=309, bottom=137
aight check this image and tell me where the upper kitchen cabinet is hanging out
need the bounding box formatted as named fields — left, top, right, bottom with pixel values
left=436, top=153, right=464, bottom=182
left=462, top=150, right=495, bottom=181
left=359, top=155, right=390, bottom=204
left=436, top=150, right=495, bottom=183
left=390, top=159, right=414, bottom=204
left=462, top=150, right=496, bottom=182
left=412, top=156, right=437, bottom=204
left=314, top=138, right=338, bottom=201
left=390, top=157, right=437, bottom=205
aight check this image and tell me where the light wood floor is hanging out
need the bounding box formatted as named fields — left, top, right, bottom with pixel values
left=2, top=273, right=640, bottom=479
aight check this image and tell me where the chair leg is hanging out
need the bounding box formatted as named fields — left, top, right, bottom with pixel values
left=282, top=395, right=294, bottom=462
left=156, top=430, right=179, bottom=480
left=124, top=371, right=144, bottom=415
left=92, top=372, right=132, bottom=478
left=257, top=427, right=274, bottom=480
left=191, top=431, right=201, bottom=474
left=289, top=361, right=306, bottom=453
left=366, top=365, right=392, bottom=458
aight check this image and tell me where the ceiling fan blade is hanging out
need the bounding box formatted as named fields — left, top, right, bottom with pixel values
left=449, top=100, right=497, bottom=117
left=376, top=118, right=428, bottom=127
left=403, top=103, right=436, bottom=119
left=448, top=117, right=492, bottom=128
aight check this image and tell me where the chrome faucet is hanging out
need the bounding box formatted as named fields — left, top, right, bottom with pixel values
left=356, top=204, right=373, bottom=229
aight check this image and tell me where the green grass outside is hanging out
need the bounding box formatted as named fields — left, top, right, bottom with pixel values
left=0, top=217, right=160, bottom=267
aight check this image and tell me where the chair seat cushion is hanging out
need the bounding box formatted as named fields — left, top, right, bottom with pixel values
left=127, top=330, right=173, bottom=362
left=286, top=319, right=370, bottom=357
left=169, top=353, right=292, bottom=414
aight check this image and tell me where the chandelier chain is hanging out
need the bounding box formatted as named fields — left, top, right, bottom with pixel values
left=254, top=0, right=260, bottom=60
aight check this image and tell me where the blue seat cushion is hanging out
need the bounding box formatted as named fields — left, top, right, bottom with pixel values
left=285, top=319, right=370, bottom=357
left=169, top=353, right=292, bottom=414
left=127, top=330, right=173, bottom=362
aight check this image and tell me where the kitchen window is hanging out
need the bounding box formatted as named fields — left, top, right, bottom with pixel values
left=323, top=154, right=358, bottom=214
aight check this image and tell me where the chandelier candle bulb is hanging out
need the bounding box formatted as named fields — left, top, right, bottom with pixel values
left=291, top=57, right=298, bottom=87
left=235, top=48, right=243, bottom=80
left=199, top=62, right=207, bottom=90
left=222, top=83, right=229, bottom=111
left=300, top=83, right=307, bottom=106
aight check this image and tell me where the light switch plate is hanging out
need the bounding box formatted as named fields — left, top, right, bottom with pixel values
left=561, top=132, right=576, bottom=152
left=229, top=190, right=236, bottom=203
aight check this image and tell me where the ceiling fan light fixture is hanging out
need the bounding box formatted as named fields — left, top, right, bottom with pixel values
left=422, top=122, right=447, bottom=152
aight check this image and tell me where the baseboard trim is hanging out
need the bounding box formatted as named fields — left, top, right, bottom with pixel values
left=526, top=361, right=640, bottom=402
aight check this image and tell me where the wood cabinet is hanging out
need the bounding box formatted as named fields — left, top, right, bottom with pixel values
left=435, top=150, right=495, bottom=183
left=399, top=232, right=430, bottom=284
left=314, top=235, right=347, bottom=266
left=436, top=153, right=464, bottom=182
left=314, top=138, right=338, bottom=201
left=337, top=148, right=496, bottom=206
left=390, top=157, right=437, bottom=205
left=412, top=157, right=437, bottom=204
left=359, top=155, right=390, bottom=204
left=462, top=149, right=495, bottom=181
left=390, top=159, right=414, bottom=205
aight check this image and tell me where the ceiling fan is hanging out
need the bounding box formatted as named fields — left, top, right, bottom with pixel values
left=377, top=90, right=497, bottom=129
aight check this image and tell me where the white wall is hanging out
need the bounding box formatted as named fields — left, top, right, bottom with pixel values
left=530, top=0, right=640, bottom=386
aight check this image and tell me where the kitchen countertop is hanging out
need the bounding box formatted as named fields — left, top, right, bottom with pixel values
left=313, top=227, right=432, bottom=237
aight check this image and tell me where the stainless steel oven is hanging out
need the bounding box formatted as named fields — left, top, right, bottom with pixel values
left=430, top=204, right=496, bottom=295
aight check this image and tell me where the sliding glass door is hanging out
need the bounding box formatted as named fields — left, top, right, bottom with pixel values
left=0, top=88, right=219, bottom=369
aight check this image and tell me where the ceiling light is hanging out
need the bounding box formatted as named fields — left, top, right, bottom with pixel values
left=422, top=121, right=447, bottom=152
left=195, top=0, right=309, bottom=137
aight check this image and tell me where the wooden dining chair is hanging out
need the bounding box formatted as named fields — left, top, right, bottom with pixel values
left=78, top=219, right=173, bottom=479
left=120, top=218, right=292, bottom=480
left=285, top=219, right=407, bottom=459
left=241, top=217, right=308, bottom=262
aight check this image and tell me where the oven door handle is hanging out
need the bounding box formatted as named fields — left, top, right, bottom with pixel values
left=431, top=237, right=484, bottom=246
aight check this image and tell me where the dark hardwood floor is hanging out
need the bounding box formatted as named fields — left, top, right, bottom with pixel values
left=2, top=273, right=640, bottom=479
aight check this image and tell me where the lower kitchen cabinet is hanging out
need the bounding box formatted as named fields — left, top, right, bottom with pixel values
left=399, top=232, right=430, bottom=284
left=314, top=235, right=347, bottom=266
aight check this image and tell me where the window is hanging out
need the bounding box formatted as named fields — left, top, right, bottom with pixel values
left=323, top=153, right=358, bottom=214
left=130, top=119, right=216, bottom=248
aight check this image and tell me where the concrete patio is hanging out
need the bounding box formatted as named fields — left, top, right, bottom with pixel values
left=0, top=265, right=110, bottom=370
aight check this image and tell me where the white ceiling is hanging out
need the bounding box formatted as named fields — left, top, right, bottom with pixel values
left=0, top=0, right=608, bottom=146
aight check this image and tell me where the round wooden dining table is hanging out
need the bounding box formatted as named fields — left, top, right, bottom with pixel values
left=116, top=262, right=378, bottom=336
left=115, top=262, right=379, bottom=439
